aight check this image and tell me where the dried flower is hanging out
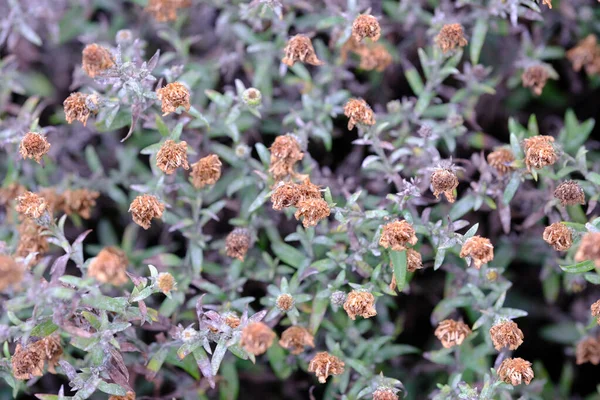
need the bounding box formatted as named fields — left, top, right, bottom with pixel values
left=240, top=322, right=276, bottom=355
left=591, top=300, right=600, bottom=324
left=542, top=222, right=573, bottom=251
left=489, top=320, right=524, bottom=351
left=567, top=35, right=600, bottom=75
left=358, top=44, right=393, bottom=72
left=190, top=154, right=222, bottom=189
left=282, top=34, right=324, bottom=67
left=279, top=326, right=315, bottom=354
left=269, top=135, right=304, bottom=181
left=542, top=0, right=552, bottom=7
left=308, top=352, right=345, bottom=383
left=523, top=135, right=557, bottom=171
left=225, top=228, right=251, bottom=261
left=146, top=0, right=191, bottom=22
left=62, top=189, right=99, bottom=219
left=276, top=293, right=294, bottom=311
left=390, top=248, right=422, bottom=290
left=0, top=183, right=25, bottom=208
left=497, top=357, right=534, bottom=385
left=11, top=344, right=44, bottom=380
left=271, top=182, right=301, bottom=210
left=352, top=14, right=381, bottom=43
left=156, top=272, right=175, bottom=294
left=430, top=168, right=459, bottom=203
left=379, top=220, right=418, bottom=251
left=343, top=290, right=377, bottom=320
left=294, top=197, right=331, bottom=228
left=31, top=336, right=62, bottom=374
left=156, top=82, right=191, bottom=116
left=15, top=191, right=48, bottom=220
left=487, top=148, right=515, bottom=175
left=87, top=247, right=129, bottom=286
left=128, top=195, right=165, bottom=230
left=434, top=319, right=471, bottom=348
left=39, top=188, right=64, bottom=216
left=19, top=132, right=50, bottom=163
left=0, top=255, right=23, bottom=291
left=16, top=219, right=49, bottom=265
left=156, top=140, right=189, bottom=174
left=460, top=236, right=494, bottom=269
left=64, top=92, right=99, bottom=126
left=82, top=43, right=114, bottom=77
left=554, top=181, right=585, bottom=206
left=373, top=388, right=399, bottom=400
left=109, top=392, right=136, bottom=400
left=522, top=65, right=549, bottom=96
left=344, top=98, right=376, bottom=130
left=575, top=232, right=600, bottom=268
left=242, top=88, right=262, bottom=107
left=435, top=24, right=468, bottom=53
left=576, top=336, right=600, bottom=365
left=225, top=314, right=241, bottom=329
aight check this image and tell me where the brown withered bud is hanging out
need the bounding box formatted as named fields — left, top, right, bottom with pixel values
left=352, top=14, right=381, bottom=43
left=156, top=82, right=191, bottom=116
left=225, top=314, right=241, bottom=329
left=358, top=44, right=393, bottom=72
left=109, top=392, right=136, bottom=400
left=190, top=154, right=222, bottom=189
left=576, top=336, right=600, bottom=365
left=157, top=272, right=176, bottom=294
left=156, top=140, right=189, bottom=174
left=0, top=183, right=25, bottom=208
left=591, top=300, right=600, bottom=324
left=522, top=65, right=549, bottom=96
left=542, top=223, right=573, bottom=251
left=146, top=0, right=191, bottom=22
left=373, top=388, right=399, bottom=400
left=38, top=188, right=64, bottom=216
left=567, top=35, right=600, bottom=75
left=62, top=189, right=99, bottom=219
left=31, top=336, right=62, bottom=374
left=279, top=326, right=315, bottom=354
left=294, top=197, right=331, bottom=228
left=487, top=148, right=515, bottom=175
left=379, top=220, right=418, bottom=251
left=225, top=228, right=251, bottom=261
left=523, top=135, right=557, bottom=170
left=19, top=132, right=51, bottom=163
left=390, top=248, right=423, bottom=291
left=489, top=320, right=524, bottom=351
left=16, top=219, right=49, bottom=265
left=87, top=247, right=129, bottom=286
left=343, top=290, right=377, bottom=320
left=15, top=191, right=48, bottom=220
left=497, top=357, right=534, bottom=385
left=435, top=319, right=471, bottom=348
left=297, top=178, right=322, bottom=201
left=11, top=344, right=44, bottom=380
left=276, top=293, right=294, bottom=311
left=554, top=181, right=585, bottom=206
left=308, top=352, right=345, bottom=383
left=575, top=232, right=600, bottom=268
left=282, top=34, right=324, bottom=67
left=128, top=194, right=165, bottom=230
left=460, top=236, right=494, bottom=269
left=64, top=92, right=99, bottom=126
left=240, top=322, right=276, bottom=356
left=0, top=255, right=24, bottom=291
left=269, top=135, right=304, bottom=181
left=271, top=182, right=301, bottom=210
left=435, top=24, right=468, bottom=53
left=82, top=43, right=114, bottom=77
left=344, top=98, right=376, bottom=130
left=430, top=168, right=459, bottom=203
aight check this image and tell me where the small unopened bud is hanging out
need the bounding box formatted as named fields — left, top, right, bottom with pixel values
left=330, top=291, right=346, bottom=306
left=156, top=272, right=176, bottom=295
left=276, top=293, right=294, bottom=311
left=242, top=88, right=262, bottom=107
left=116, top=30, right=133, bottom=46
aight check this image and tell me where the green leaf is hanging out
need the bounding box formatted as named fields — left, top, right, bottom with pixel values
left=450, top=195, right=475, bottom=220
left=267, top=344, right=293, bottom=380
left=147, top=347, right=170, bottom=379
left=30, top=320, right=58, bottom=337
left=405, top=68, right=424, bottom=95
left=470, top=17, right=488, bottom=65
left=272, top=242, right=305, bottom=268
left=503, top=172, right=521, bottom=204
left=560, top=260, right=595, bottom=274
left=584, top=272, right=600, bottom=285
left=390, top=250, right=407, bottom=292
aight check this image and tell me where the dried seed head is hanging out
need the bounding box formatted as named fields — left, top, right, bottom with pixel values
left=554, top=181, right=585, bottom=206
left=379, top=220, right=418, bottom=251
left=62, top=189, right=99, bottom=219
left=225, top=228, right=251, bottom=261
left=240, top=322, right=276, bottom=356
left=190, top=154, right=222, bottom=189
left=276, top=293, right=295, bottom=311
left=0, top=255, right=24, bottom=291
left=487, top=148, right=515, bottom=175
left=294, top=197, right=331, bottom=228
left=64, top=92, right=99, bottom=126
left=31, top=336, right=62, bottom=374
left=373, top=388, right=399, bottom=400
left=157, top=272, right=175, bottom=294
left=146, top=0, right=191, bottom=22
left=128, top=194, right=165, bottom=230
left=82, top=43, right=114, bottom=77
left=269, top=135, right=304, bottom=181
left=297, top=178, right=322, bottom=200
left=15, top=191, right=48, bottom=220
left=358, top=43, right=393, bottom=72
left=308, top=352, right=345, bottom=383
left=242, top=88, right=262, bottom=107
left=271, top=182, right=301, bottom=210
left=497, top=357, right=534, bottom=385
left=489, top=320, right=524, bottom=351
left=430, top=168, right=459, bottom=203
left=591, top=300, right=600, bottom=324
left=542, top=222, right=573, bottom=251
left=279, top=326, right=315, bottom=354
left=115, top=30, right=133, bottom=46
left=109, top=392, right=136, bottom=400
left=460, top=236, right=494, bottom=269
left=344, top=98, right=376, bottom=130
left=282, top=35, right=324, bottom=67
left=567, top=34, right=600, bottom=75
left=16, top=219, right=49, bottom=266
left=330, top=290, right=347, bottom=306
left=225, top=314, right=241, bottom=329
left=576, top=336, right=600, bottom=365
left=522, top=65, right=549, bottom=96
left=156, top=82, right=191, bottom=116
left=343, top=290, right=377, bottom=320
left=352, top=14, right=381, bottom=43
left=434, top=319, right=471, bottom=348
left=575, top=232, right=600, bottom=268
left=19, top=132, right=50, bottom=163
left=11, top=344, right=44, bottom=380
left=523, top=135, right=557, bottom=171
left=87, top=247, right=129, bottom=286
left=156, top=140, right=189, bottom=174
left=435, top=24, right=468, bottom=53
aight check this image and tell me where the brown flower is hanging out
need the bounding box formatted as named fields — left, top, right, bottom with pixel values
left=146, top=0, right=191, bottom=22
left=19, top=132, right=51, bottom=163
left=460, top=236, right=494, bottom=269
left=225, top=228, right=251, bottom=261
left=435, top=24, right=468, bottom=53
left=542, top=222, right=573, bottom=251
left=38, top=188, right=64, bottom=216
left=62, top=189, right=99, bottom=219
left=379, top=220, right=418, bottom=251
left=190, top=154, right=222, bottom=189
left=352, top=14, right=381, bottom=43
left=279, top=326, right=315, bottom=354
left=430, top=168, right=459, bottom=203
left=109, top=392, right=136, bottom=400
left=567, top=35, right=600, bottom=75
left=373, top=389, right=399, bottom=400
left=575, top=232, right=600, bottom=268
left=389, top=248, right=422, bottom=290
left=128, top=194, right=165, bottom=230
left=591, top=300, right=600, bottom=324
left=87, top=247, right=129, bottom=286
left=276, top=294, right=294, bottom=311
left=308, top=352, right=345, bottom=383
left=523, top=135, right=557, bottom=171
left=30, top=336, right=62, bottom=374
left=542, top=0, right=552, bottom=7
left=297, top=178, right=322, bottom=200
left=11, top=344, right=44, bottom=380
left=344, top=98, right=375, bottom=130
left=497, top=357, right=534, bottom=385
left=0, top=255, right=24, bottom=291
left=576, top=336, right=600, bottom=365
left=489, top=320, right=524, bottom=351
left=269, top=135, right=304, bottom=181
left=16, top=218, right=49, bottom=265
left=225, top=314, right=241, bottom=329
left=522, top=65, right=549, bottom=96
left=156, top=140, right=189, bottom=174
left=294, top=197, right=330, bottom=228
left=487, top=148, right=515, bottom=175
left=554, top=181, right=585, bottom=206
left=434, top=319, right=471, bottom=348
left=0, top=183, right=25, bottom=208
left=240, top=322, right=276, bottom=356
left=282, top=35, right=324, bottom=67
left=271, top=182, right=301, bottom=210
left=64, top=92, right=99, bottom=126
left=82, top=43, right=114, bottom=77
left=156, top=82, right=191, bottom=116
left=15, top=191, right=48, bottom=220
left=358, top=44, right=393, bottom=72
left=343, top=290, right=377, bottom=320
left=156, top=272, right=175, bottom=294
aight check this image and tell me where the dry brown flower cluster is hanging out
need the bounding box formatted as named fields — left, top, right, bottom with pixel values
left=156, top=140, right=189, bottom=174
left=82, top=43, right=114, bottom=77
left=225, top=314, right=241, bottom=329
left=497, top=357, right=534, bottom=386
left=343, top=290, right=377, bottom=320
left=379, top=220, right=418, bottom=251
left=554, top=181, right=585, bottom=206
left=63, top=92, right=99, bottom=126
left=351, top=14, right=381, bottom=43
left=128, top=194, right=165, bottom=229
left=567, top=34, right=600, bottom=75
left=225, top=228, right=251, bottom=261
left=269, top=135, right=304, bottom=181
left=19, top=132, right=51, bottom=163
left=62, top=189, right=99, bottom=219
left=294, top=196, right=331, bottom=228
left=575, top=232, right=600, bottom=268
left=523, top=135, right=557, bottom=171
left=0, top=255, right=23, bottom=291
left=276, top=293, right=294, bottom=311
left=109, top=391, right=136, bottom=400
left=15, top=191, right=48, bottom=220
left=487, top=148, right=515, bottom=175
left=11, top=336, right=62, bottom=380
left=87, top=247, right=129, bottom=286
left=373, top=388, right=399, bottom=400
left=282, top=35, right=324, bottom=67
left=435, top=24, right=468, bottom=53
left=190, top=154, right=222, bottom=189
left=240, top=322, right=276, bottom=356
left=16, top=219, right=49, bottom=265
left=156, top=272, right=175, bottom=294
left=430, top=168, right=459, bottom=203
left=340, top=37, right=392, bottom=72
left=145, top=0, right=191, bottom=22
left=521, top=65, right=549, bottom=96
left=308, top=351, right=345, bottom=383
left=489, top=320, right=524, bottom=351
left=278, top=326, right=315, bottom=354
left=156, top=82, right=191, bottom=116
left=576, top=336, right=600, bottom=365
left=460, top=235, right=494, bottom=269
left=542, top=222, right=573, bottom=251
left=591, top=300, right=600, bottom=325
left=542, top=0, right=552, bottom=8
left=434, top=319, right=471, bottom=348
left=389, top=248, right=423, bottom=290
left=344, top=98, right=376, bottom=130
left=270, top=178, right=331, bottom=227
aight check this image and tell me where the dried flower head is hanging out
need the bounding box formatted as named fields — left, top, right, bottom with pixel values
left=109, top=392, right=136, bottom=400
left=373, top=388, right=399, bottom=400
left=575, top=232, right=600, bottom=268
left=554, top=181, right=585, bottom=206
left=15, top=191, right=48, bottom=220
left=343, top=290, right=377, bottom=320
left=390, top=248, right=422, bottom=290
left=62, top=189, right=99, bottom=219
left=435, top=319, right=471, bottom=348
left=489, top=320, right=524, bottom=351
left=282, top=34, right=324, bottom=67
left=240, top=322, right=276, bottom=356
left=39, top=188, right=64, bottom=216
left=156, top=140, right=189, bottom=174
left=430, top=168, right=459, bottom=203
left=460, top=236, right=494, bottom=269
left=271, top=182, right=301, bottom=210
left=11, top=344, right=44, bottom=380
left=352, top=14, right=381, bottom=43
left=276, top=293, right=294, bottom=311
left=156, top=82, right=191, bottom=116
left=542, top=0, right=552, bottom=7
left=64, top=92, right=99, bottom=126
left=269, top=135, right=304, bottom=181
left=591, top=300, right=600, bottom=324
left=146, top=0, right=191, bottom=22
left=308, top=352, right=345, bottom=383
left=225, top=314, right=241, bottom=329
left=190, top=154, right=222, bottom=189
left=497, top=357, right=534, bottom=385
left=279, top=326, right=315, bottom=354
left=487, top=148, right=515, bottom=175
left=294, top=197, right=331, bottom=228
left=435, top=24, right=468, bottom=53
left=542, top=222, right=573, bottom=251
left=0, top=183, right=25, bottom=208
left=567, top=34, right=600, bottom=75
left=0, top=255, right=23, bottom=291
left=523, top=135, right=557, bottom=170
left=358, top=44, right=393, bottom=72
left=225, top=228, right=251, bottom=261
left=19, top=132, right=50, bottom=163
left=31, top=336, right=62, bottom=374
left=87, top=247, right=129, bottom=286
left=16, top=218, right=49, bottom=265
left=576, top=336, right=600, bottom=365
left=297, top=178, right=322, bottom=200
left=522, top=65, right=549, bottom=96
left=344, top=98, right=376, bottom=130
left=157, top=272, right=175, bottom=294
left=82, top=43, right=114, bottom=77
left=379, top=220, right=418, bottom=251
left=128, top=195, right=165, bottom=230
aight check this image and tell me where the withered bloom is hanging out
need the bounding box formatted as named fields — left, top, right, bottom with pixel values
left=489, top=320, right=524, bottom=351
left=129, top=194, right=165, bottom=230
left=87, top=247, right=129, bottom=286
left=523, top=135, right=557, bottom=171
left=308, top=352, right=345, bottom=383
left=0, top=183, right=25, bottom=208
left=576, top=336, right=600, bottom=365
left=0, top=255, right=23, bottom=291
left=460, top=236, right=494, bottom=269
left=271, top=182, right=301, bottom=210
left=190, top=154, right=222, bottom=189
left=225, top=228, right=251, bottom=261
left=64, top=92, right=99, bottom=126
left=487, top=148, right=515, bottom=175
left=343, top=290, right=377, bottom=320
left=62, top=189, right=99, bottom=219
left=434, top=319, right=471, bottom=348
left=352, top=14, right=381, bottom=43
left=225, top=314, right=241, bottom=329
left=15, top=191, right=48, bottom=220
left=542, top=222, right=572, bottom=251
left=575, top=232, right=600, bottom=268
left=542, top=0, right=552, bottom=7
left=82, top=43, right=114, bottom=77
left=554, top=181, right=585, bottom=206
left=156, top=140, right=189, bottom=174
left=269, top=135, right=304, bottom=181
left=16, top=219, right=49, bottom=265
left=430, top=168, right=459, bottom=203
left=157, top=272, right=175, bottom=294
left=497, top=357, right=534, bottom=385
left=39, top=188, right=64, bottom=216
left=390, top=248, right=422, bottom=290
left=156, top=82, right=191, bottom=116
left=282, top=34, right=324, bottom=67
left=240, top=322, right=276, bottom=356
left=109, top=392, right=136, bottom=400
left=522, top=65, right=549, bottom=96
left=379, top=220, right=418, bottom=251
left=344, top=98, right=376, bottom=130
left=373, top=388, right=399, bottom=400
left=591, top=300, right=600, bottom=324
left=12, top=336, right=62, bottom=380
left=297, top=178, right=322, bottom=200
left=276, top=294, right=294, bottom=311
left=567, top=35, right=600, bottom=75
left=146, top=0, right=191, bottom=22
left=435, top=24, right=468, bottom=53
left=19, top=132, right=50, bottom=163
left=294, top=197, right=331, bottom=228
left=31, top=336, right=62, bottom=374
left=279, top=326, right=315, bottom=354
left=358, top=44, right=393, bottom=72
